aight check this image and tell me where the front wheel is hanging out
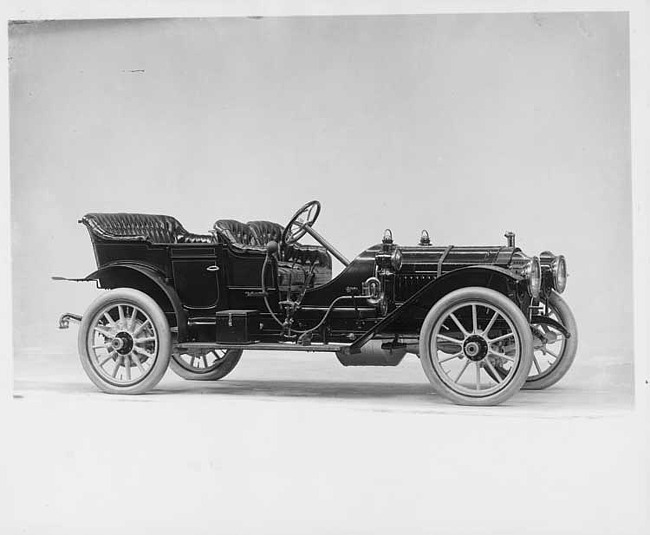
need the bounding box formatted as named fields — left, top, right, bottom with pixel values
left=419, top=287, right=533, bottom=406
left=485, top=291, right=579, bottom=389
left=78, top=288, right=171, bottom=394
left=170, top=348, right=243, bottom=381
left=524, top=291, right=578, bottom=390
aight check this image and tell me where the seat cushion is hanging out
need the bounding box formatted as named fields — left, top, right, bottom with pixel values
left=277, top=261, right=306, bottom=291
left=176, top=232, right=216, bottom=244
left=285, top=243, right=332, bottom=269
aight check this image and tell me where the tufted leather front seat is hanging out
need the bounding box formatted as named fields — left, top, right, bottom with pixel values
left=214, top=219, right=299, bottom=289
left=215, top=219, right=332, bottom=289
left=81, top=213, right=215, bottom=244
left=247, top=220, right=284, bottom=245
left=247, top=220, right=331, bottom=268
left=213, top=219, right=261, bottom=247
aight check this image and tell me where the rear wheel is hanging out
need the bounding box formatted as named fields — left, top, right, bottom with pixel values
left=78, top=288, right=171, bottom=394
left=170, top=349, right=243, bottom=381
left=419, top=287, right=533, bottom=406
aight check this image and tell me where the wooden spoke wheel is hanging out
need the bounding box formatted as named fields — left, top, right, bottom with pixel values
left=78, top=288, right=171, bottom=394
left=419, top=287, right=533, bottom=406
left=524, top=291, right=578, bottom=389
left=170, top=348, right=243, bottom=381
left=484, top=291, right=578, bottom=390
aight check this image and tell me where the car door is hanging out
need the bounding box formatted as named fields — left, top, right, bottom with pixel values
left=170, top=245, right=220, bottom=310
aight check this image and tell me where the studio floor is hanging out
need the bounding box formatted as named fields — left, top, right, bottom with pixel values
left=4, top=349, right=646, bottom=535
left=12, top=348, right=635, bottom=416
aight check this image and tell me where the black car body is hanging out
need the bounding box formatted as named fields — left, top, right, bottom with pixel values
left=57, top=200, right=577, bottom=405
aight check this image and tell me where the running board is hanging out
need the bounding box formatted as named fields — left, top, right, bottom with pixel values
left=175, top=342, right=351, bottom=353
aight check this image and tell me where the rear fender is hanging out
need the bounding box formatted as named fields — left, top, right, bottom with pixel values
left=349, top=265, right=523, bottom=353
left=83, top=262, right=188, bottom=341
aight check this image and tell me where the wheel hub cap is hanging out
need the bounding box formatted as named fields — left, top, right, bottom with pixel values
left=463, top=335, right=488, bottom=361
left=112, top=332, right=134, bottom=355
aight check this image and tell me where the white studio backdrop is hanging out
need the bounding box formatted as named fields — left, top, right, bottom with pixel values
left=9, top=13, right=631, bottom=386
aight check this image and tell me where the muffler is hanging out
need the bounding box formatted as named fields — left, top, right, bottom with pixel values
left=336, top=340, right=407, bottom=367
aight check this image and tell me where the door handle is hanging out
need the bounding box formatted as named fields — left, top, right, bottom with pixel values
left=206, top=265, right=219, bottom=272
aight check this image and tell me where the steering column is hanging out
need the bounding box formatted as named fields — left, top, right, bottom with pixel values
left=282, top=200, right=350, bottom=266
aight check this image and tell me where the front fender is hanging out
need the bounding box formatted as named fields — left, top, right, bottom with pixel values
left=430, top=264, right=523, bottom=294
left=349, top=265, right=523, bottom=352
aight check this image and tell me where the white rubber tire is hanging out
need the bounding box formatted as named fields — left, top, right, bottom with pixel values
left=523, top=291, right=578, bottom=390
left=78, top=288, right=171, bottom=395
left=170, top=349, right=243, bottom=381
left=419, top=287, right=533, bottom=406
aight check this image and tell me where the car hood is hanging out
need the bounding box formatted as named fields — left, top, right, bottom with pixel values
left=398, top=245, right=517, bottom=273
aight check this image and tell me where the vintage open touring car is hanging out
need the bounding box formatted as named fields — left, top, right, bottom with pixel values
left=56, top=200, right=577, bottom=405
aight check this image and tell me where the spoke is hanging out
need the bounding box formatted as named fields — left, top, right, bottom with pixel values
left=532, top=355, right=543, bottom=374
left=118, top=305, right=125, bottom=327
left=92, top=342, right=112, bottom=350
left=475, top=362, right=481, bottom=390
left=438, top=352, right=464, bottom=364
left=472, top=305, right=478, bottom=334
left=132, top=319, right=151, bottom=337
left=190, top=355, right=196, bottom=367
left=449, top=313, right=469, bottom=337
left=489, top=332, right=515, bottom=344
left=544, top=347, right=559, bottom=360
left=98, top=351, right=117, bottom=367
left=111, top=356, right=123, bottom=378
left=454, top=359, right=471, bottom=383
left=484, top=358, right=503, bottom=384
left=133, top=346, right=154, bottom=359
left=201, top=355, right=208, bottom=368
left=102, top=312, right=117, bottom=329
left=483, top=311, right=500, bottom=336
left=436, top=334, right=464, bottom=346
left=124, top=357, right=131, bottom=381
left=488, top=350, right=515, bottom=363
left=94, top=326, right=114, bottom=339
left=129, top=307, right=138, bottom=331
left=131, top=352, right=146, bottom=374
left=134, top=336, right=156, bottom=345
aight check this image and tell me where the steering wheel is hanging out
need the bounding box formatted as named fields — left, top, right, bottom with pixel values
left=282, top=200, right=321, bottom=245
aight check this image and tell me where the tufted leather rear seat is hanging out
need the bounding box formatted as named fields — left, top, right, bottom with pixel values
left=81, top=213, right=215, bottom=244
